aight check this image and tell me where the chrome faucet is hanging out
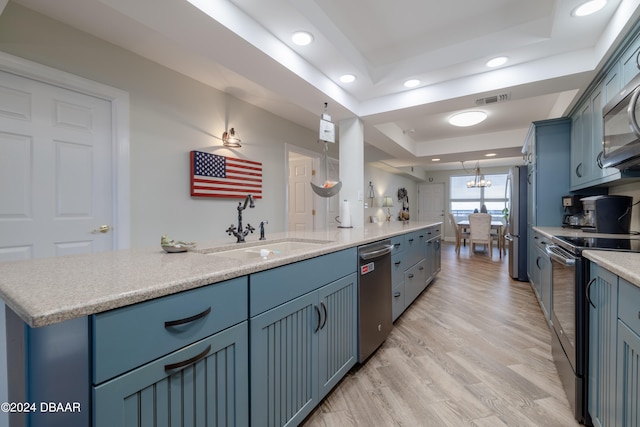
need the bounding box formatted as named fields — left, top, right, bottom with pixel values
left=225, top=194, right=255, bottom=243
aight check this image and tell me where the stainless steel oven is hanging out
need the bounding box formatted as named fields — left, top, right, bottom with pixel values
left=547, top=236, right=640, bottom=425
left=546, top=242, right=587, bottom=424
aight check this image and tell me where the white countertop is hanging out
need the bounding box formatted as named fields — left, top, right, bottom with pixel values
left=0, top=221, right=440, bottom=328
left=534, top=226, right=640, bottom=288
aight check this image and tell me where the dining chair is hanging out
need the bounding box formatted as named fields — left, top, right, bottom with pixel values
left=490, top=218, right=505, bottom=259
left=468, top=213, right=492, bottom=256
left=448, top=213, right=469, bottom=254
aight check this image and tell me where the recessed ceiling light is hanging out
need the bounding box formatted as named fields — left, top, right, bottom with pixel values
left=292, top=31, right=314, bottom=46
left=432, top=158, right=441, bottom=162
left=486, top=57, right=508, bottom=68
left=485, top=153, right=497, bottom=157
left=448, top=111, right=488, bottom=127
left=404, top=79, right=420, bottom=88
left=339, top=74, right=356, bottom=83
left=572, top=0, right=607, bottom=17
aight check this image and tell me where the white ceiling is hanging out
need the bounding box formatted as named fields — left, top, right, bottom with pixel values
left=10, top=0, right=640, bottom=171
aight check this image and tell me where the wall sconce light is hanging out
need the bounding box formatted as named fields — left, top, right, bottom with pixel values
left=222, top=128, right=242, bottom=148
left=382, top=196, right=393, bottom=222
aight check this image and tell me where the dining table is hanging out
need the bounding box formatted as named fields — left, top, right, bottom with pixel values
left=457, top=219, right=505, bottom=258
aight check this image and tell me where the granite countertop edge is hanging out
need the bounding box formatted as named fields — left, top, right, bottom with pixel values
left=0, top=221, right=441, bottom=328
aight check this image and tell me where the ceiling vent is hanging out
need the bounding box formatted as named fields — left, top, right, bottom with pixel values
left=475, top=93, right=511, bottom=106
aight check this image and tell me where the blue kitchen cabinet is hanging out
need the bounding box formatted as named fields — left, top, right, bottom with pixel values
left=390, top=227, right=439, bottom=320
left=588, top=264, right=618, bottom=427
left=620, top=32, right=640, bottom=88
left=616, top=279, right=640, bottom=427
left=391, top=234, right=406, bottom=322
left=250, top=273, right=357, bottom=427
left=424, top=225, right=441, bottom=285
left=249, top=248, right=357, bottom=427
left=525, top=118, right=571, bottom=227
left=93, top=321, right=249, bottom=427
left=531, top=232, right=551, bottom=325
left=92, top=277, right=250, bottom=427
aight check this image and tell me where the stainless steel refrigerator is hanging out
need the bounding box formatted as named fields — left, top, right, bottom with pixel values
left=505, top=165, right=528, bottom=281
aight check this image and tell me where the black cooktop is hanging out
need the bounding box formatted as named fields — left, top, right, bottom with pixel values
left=554, top=235, right=640, bottom=252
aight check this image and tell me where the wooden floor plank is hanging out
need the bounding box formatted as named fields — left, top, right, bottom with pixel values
left=303, top=242, right=580, bottom=426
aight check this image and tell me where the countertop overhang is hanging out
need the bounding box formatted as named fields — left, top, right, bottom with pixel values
left=0, top=221, right=440, bottom=328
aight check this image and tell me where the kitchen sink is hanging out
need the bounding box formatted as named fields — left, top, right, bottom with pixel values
left=196, top=239, right=333, bottom=260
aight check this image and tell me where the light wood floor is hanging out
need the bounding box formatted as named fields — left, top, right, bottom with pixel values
left=302, top=242, right=580, bottom=427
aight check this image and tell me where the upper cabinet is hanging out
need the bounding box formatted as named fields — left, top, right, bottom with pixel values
left=569, top=26, right=640, bottom=191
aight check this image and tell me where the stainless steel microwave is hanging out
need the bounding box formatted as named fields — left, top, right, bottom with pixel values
left=602, top=73, right=640, bottom=169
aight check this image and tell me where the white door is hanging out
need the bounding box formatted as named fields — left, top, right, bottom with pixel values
left=0, top=70, right=115, bottom=261
left=288, top=154, right=315, bottom=231
left=418, top=183, right=445, bottom=223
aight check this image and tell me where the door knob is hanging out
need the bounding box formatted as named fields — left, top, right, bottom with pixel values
left=92, top=225, right=111, bottom=234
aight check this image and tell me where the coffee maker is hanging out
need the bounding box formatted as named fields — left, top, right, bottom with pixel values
left=562, top=195, right=585, bottom=228
left=581, top=195, right=633, bottom=234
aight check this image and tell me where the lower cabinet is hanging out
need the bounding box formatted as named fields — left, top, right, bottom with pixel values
left=250, top=273, right=357, bottom=427
left=588, top=263, right=640, bottom=427
left=93, top=322, right=249, bottom=427
left=588, top=265, right=618, bottom=427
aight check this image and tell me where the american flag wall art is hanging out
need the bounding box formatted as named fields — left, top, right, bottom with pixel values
left=190, top=150, right=263, bottom=198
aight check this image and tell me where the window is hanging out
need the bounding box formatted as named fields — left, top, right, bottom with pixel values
left=450, top=173, right=508, bottom=221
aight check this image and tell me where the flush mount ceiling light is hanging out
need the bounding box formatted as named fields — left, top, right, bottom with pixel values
left=403, top=79, right=420, bottom=88
left=339, top=74, right=356, bottom=83
left=572, top=0, right=607, bottom=17
left=486, top=56, right=508, bottom=68
left=292, top=31, right=314, bottom=46
left=448, top=111, right=487, bottom=127
left=222, top=128, right=241, bottom=148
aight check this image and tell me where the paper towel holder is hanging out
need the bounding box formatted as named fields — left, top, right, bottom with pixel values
left=336, top=200, right=353, bottom=228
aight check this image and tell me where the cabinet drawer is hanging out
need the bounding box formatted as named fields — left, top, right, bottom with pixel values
left=250, top=248, right=357, bottom=317
left=404, top=259, right=427, bottom=307
left=391, top=234, right=405, bottom=255
left=93, top=277, right=248, bottom=384
left=405, top=229, right=427, bottom=267
left=391, top=252, right=404, bottom=287
left=618, top=278, right=640, bottom=335
left=392, top=282, right=405, bottom=322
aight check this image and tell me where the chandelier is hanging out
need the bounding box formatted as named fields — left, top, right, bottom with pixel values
left=466, top=162, right=491, bottom=188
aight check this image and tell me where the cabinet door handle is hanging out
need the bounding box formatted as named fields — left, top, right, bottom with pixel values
left=393, top=291, right=401, bottom=298
left=320, top=302, right=328, bottom=330
left=586, top=277, right=597, bottom=309
left=596, top=151, right=604, bottom=169
left=395, top=261, right=401, bottom=266
left=314, top=305, right=321, bottom=333
left=408, top=273, right=414, bottom=279
left=164, top=307, right=211, bottom=328
left=408, top=238, right=414, bottom=243
left=576, top=162, right=583, bottom=178
left=164, top=344, right=211, bottom=371
left=419, top=266, right=424, bottom=271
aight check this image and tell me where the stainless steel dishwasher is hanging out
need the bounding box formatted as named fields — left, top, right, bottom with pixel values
left=358, top=239, right=393, bottom=362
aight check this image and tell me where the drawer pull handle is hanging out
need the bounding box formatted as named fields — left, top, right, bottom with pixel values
left=419, top=266, right=424, bottom=271
left=394, top=243, right=401, bottom=248
left=408, top=274, right=414, bottom=279
left=395, top=261, right=401, bottom=266
left=393, top=291, right=401, bottom=298
left=320, top=302, right=328, bottom=330
left=164, top=344, right=211, bottom=371
left=585, top=278, right=597, bottom=309
left=408, top=238, right=414, bottom=242
left=164, top=307, right=211, bottom=328
left=314, top=305, right=321, bottom=333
